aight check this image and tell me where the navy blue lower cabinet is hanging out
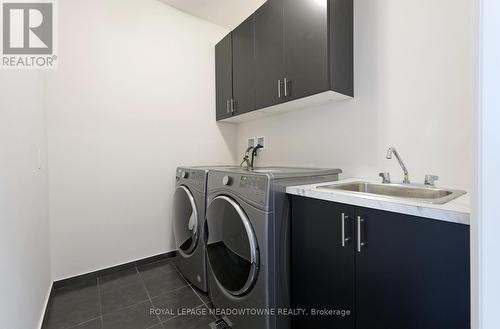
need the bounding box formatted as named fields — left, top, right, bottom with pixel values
left=291, top=196, right=470, bottom=329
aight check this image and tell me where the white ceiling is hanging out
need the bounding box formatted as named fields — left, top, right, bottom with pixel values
left=158, top=0, right=266, bottom=30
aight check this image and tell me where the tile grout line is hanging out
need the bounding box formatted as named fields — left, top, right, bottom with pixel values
left=173, top=263, right=208, bottom=308
left=95, top=282, right=189, bottom=318
left=64, top=316, right=102, bottom=329
left=101, top=296, right=153, bottom=316
left=60, top=260, right=206, bottom=329
left=61, top=276, right=103, bottom=329
left=136, top=265, right=165, bottom=328
left=173, top=262, right=217, bottom=321
left=56, top=265, right=183, bottom=329
left=99, top=267, right=155, bottom=316
left=145, top=322, right=164, bottom=329
left=97, top=276, right=104, bottom=328
left=156, top=262, right=214, bottom=324
left=189, top=283, right=211, bottom=308
left=151, top=281, right=195, bottom=298
left=160, top=304, right=208, bottom=325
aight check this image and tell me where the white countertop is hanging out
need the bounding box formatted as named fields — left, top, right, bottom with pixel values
left=286, top=178, right=470, bottom=225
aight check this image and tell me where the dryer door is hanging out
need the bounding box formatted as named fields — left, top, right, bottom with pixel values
left=206, top=195, right=260, bottom=296
left=173, top=185, right=199, bottom=257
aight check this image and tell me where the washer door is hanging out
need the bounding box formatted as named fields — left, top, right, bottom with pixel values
left=206, top=195, right=259, bottom=296
left=173, top=185, right=199, bottom=257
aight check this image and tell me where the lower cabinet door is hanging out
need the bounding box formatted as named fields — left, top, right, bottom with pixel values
left=291, top=196, right=355, bottom=329
left=354, top=207, right=470, bottom=329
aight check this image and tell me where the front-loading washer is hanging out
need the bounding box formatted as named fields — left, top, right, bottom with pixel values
left=205, top=167, right=341, bottom=329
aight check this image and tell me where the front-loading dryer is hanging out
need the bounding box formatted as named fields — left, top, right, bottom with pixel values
left=173, top=167, right=210, bottom=291
left=205, top=167, right=341, bottom=329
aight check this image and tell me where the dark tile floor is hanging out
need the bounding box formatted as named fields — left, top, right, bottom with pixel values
left=42, top=257, right=216, bottom=329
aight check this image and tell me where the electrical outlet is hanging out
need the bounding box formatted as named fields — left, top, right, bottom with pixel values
left=257, top=136, right=265, bottom=149
left=247, top=137, right=256, bottom=148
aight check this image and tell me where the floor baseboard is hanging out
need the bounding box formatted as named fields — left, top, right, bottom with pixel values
left=39, top=282, right=54, bottom=329
left=52, top=251, right=177, bottom=290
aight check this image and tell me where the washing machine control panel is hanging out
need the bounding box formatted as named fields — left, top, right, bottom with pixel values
left=222, top=176, right=232, bottom=186
left=239, top=175, right=266, bottom=191
left=239, top=175, right=268, bottom=206
left=208, top=171, right=270, bottom=208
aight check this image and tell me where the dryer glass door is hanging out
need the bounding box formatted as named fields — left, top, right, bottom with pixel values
left=206, top=195, right=259, bottom=296
left=173, top=185, right=199, bottom=256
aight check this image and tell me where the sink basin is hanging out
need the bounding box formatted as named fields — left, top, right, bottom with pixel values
left=317, top=181, right=466, bottom=204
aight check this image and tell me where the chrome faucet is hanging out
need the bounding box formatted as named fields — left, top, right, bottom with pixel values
left=240, top=146, right=254, bottom=170
left=386, top=147, right=410, bottom=184
left=379, top=172, right=391, bottom=184
left=424, top=174, right=439, bottom=186
left=250, top=144, right=264, bottom=169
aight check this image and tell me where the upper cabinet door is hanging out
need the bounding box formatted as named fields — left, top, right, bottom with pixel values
left=232, top=15, right=255, bottom=115
left=215, top=33, right=233, bottom=121
left=329, top=0, right=354, bottom=96
left=255, top=0, right=285, bottom=109
left=284, top=0, right=329, bottom=100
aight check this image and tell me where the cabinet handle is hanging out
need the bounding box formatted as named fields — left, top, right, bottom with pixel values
left=226, top=100, right=230, bottom=114
left=357, top=216, right=366, bottom=253
left=277, top=79, right=282, bottom=98
left=284, top=78, right=289, bottom=97
left=341, top=213, right=350, bottom=247
left=230, top=99, right=236, bottom=113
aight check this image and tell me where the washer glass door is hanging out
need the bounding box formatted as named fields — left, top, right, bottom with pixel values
left=173, top=185, right=199, bottom=256
left=206, top=195, right=259, bottom=296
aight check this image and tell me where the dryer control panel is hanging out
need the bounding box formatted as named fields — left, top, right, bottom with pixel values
left=176, top=168, right=207, bottom=193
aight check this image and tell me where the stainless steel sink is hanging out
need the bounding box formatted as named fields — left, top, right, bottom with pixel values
left=317, top=181, right=466, bottom=204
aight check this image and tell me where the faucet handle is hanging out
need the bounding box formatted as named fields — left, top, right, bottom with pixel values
left=379, top=172, right=391, bottom=184
left=424, top=174, right=439, bottom=186
left=240, top=155, right=249, bottom=168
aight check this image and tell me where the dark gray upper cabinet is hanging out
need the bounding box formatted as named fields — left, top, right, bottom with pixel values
left=232, top=15, right=256, bottom=115
left=215, top=0, right=353, bottom=122
left=215, top=33, right=233, bottom=121
left=283, top=0, right=329, bottom=100
left=255, top=0, right=285, bottom=109
left=329, top=0, right=354, bottom=96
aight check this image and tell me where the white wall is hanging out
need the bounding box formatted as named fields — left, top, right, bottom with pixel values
left=46, top=0, right=237, bottom=280
left=0, top=72, right=51, bottom=328
left=44, top=0, right=476, bottom=283
left=236, top=0, right=474, bottom=191
left=479, top=0, right=500, bottom=327
left=158, top=0, right=266, bottom=29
